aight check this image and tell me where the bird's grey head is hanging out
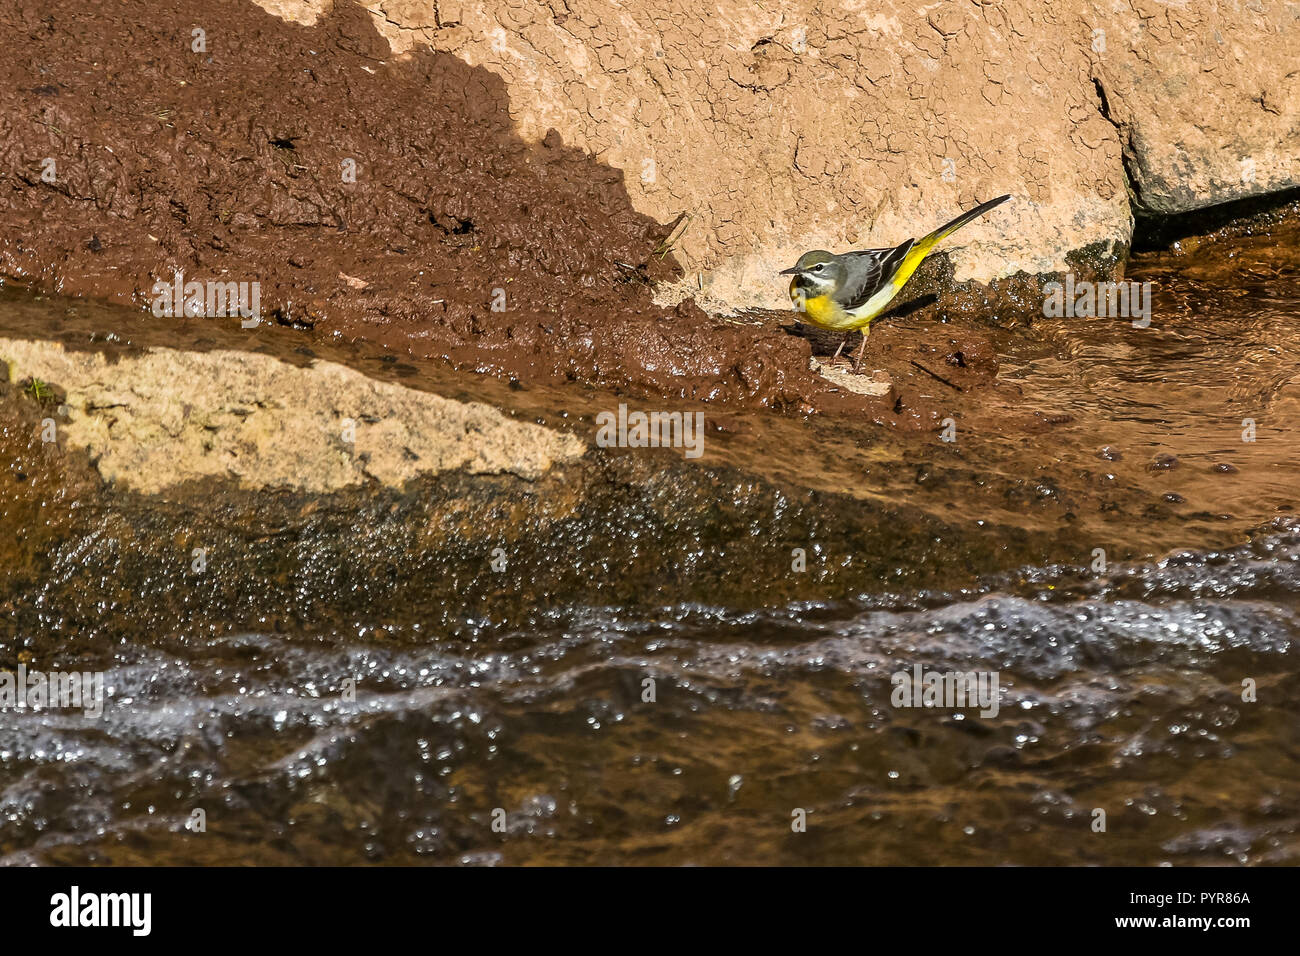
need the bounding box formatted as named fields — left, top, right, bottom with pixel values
left=779, top=250, right=844, bottom=294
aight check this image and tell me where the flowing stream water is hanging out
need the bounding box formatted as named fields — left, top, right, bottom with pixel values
left=1, top=219, right=1299, bottom=865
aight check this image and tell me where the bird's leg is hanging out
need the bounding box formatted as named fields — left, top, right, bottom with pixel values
left=832, top=335, right=848, bottom=362
left=852, top=327, right=870, bottom=374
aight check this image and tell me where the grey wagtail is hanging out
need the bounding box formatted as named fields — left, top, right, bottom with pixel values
left=780, top=194, right=1011, bottom=372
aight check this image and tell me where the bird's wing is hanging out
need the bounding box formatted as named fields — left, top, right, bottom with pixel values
left=838, top=239, right=915, bottom=311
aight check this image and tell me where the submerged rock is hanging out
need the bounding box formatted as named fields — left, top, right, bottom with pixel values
left=0, top=337, right=584, bottom=494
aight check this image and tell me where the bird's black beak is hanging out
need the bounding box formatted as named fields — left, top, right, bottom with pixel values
left=778, top=266, right=800, bottom=275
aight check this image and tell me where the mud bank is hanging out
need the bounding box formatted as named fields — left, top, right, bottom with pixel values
left=0, top=0, right=1110, bottom=426
left=0, top=0, right=839, bottom=412
left=3, top=1, right=1298, bottom=424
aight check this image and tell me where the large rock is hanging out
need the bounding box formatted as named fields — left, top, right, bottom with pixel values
left=1090, top=0, right=1300, bottom=215
left=258, top=0, right=1300, bottom=311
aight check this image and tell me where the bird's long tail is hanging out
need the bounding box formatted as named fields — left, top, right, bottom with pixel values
left=888, top=194, right=1012, bottom=292
left=921, top=194, right=1012, bottom=249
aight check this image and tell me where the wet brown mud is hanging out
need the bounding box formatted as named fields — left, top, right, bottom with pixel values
left=0, top=0, right=850, bottom=413
left=0, top=0, right=1053, bottom=425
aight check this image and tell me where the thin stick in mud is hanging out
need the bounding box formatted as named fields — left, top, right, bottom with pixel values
left=909, top=360, right=965, bottom=392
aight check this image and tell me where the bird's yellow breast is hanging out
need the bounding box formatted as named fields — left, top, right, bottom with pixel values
left=802, top=294, right=839, bottom=325
left=792, top=287, right=857, bottom=331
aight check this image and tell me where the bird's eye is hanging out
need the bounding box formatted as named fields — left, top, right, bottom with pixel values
left=811, top=263, right=823, bottom=272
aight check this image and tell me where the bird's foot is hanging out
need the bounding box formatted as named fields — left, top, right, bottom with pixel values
left=850, top=329, right=871, bottom=373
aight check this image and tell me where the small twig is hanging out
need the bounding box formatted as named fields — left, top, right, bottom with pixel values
left=652, top=212, right=691, bottom=259
left=909, top=360, right=964, bottom=392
